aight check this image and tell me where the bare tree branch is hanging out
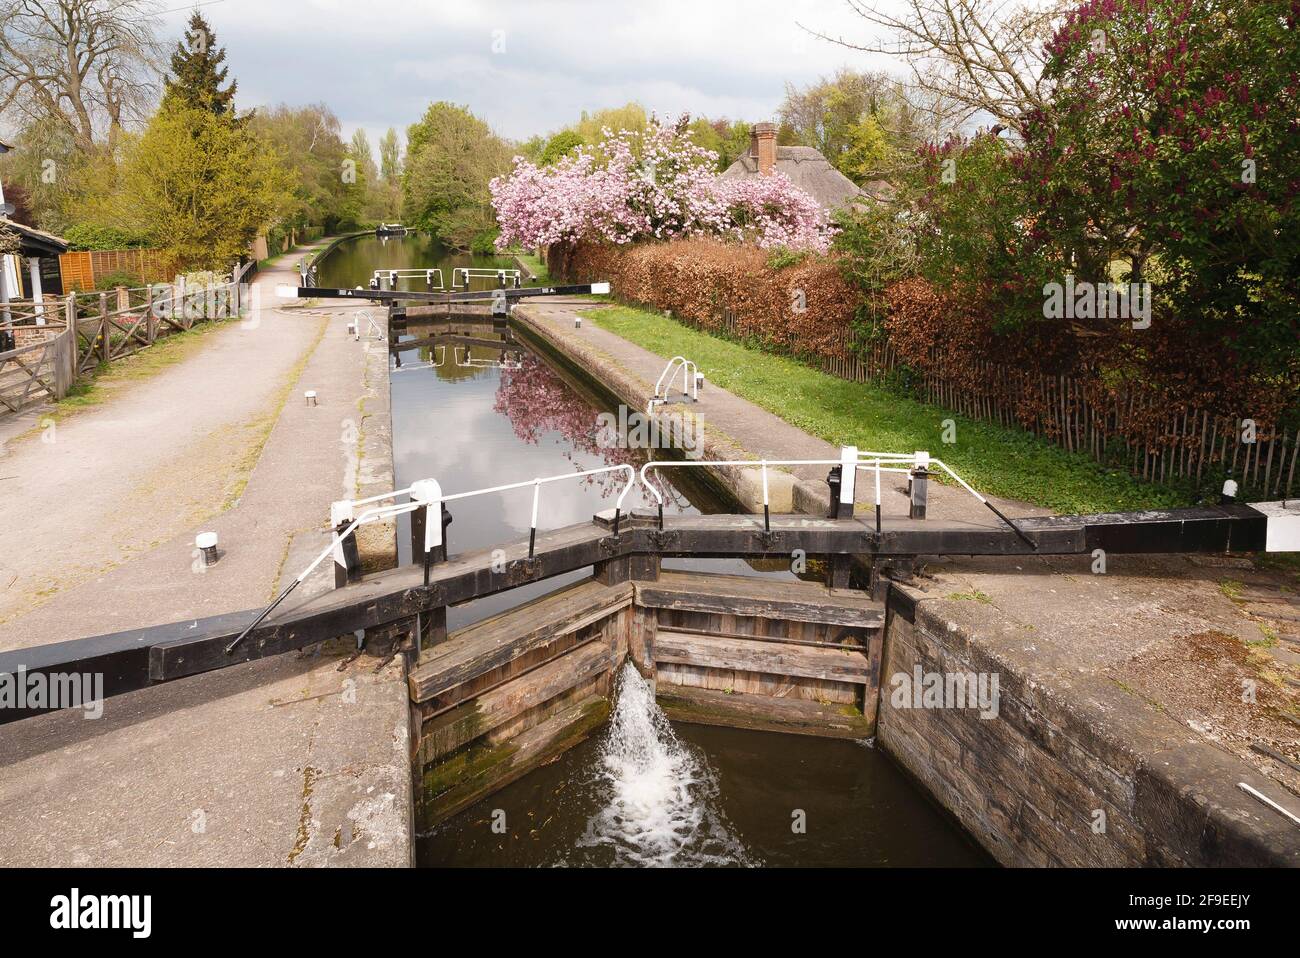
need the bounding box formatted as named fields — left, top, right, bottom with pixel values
left=0, top=0, right=162, bottom=151
left=801, top=0, right=1069, bottom=130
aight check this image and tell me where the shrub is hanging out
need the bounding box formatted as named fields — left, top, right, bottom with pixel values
left=94, top=270, right=143, bottom=290
left=63, top=223, right=151, bottom=251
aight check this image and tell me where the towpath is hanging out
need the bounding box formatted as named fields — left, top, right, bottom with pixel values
left=0, top=240, right=412, bottom=867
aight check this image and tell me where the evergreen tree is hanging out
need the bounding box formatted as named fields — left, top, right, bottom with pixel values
left=162, top=13, right=236, bottom=115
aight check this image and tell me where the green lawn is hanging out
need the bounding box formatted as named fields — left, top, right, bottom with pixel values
left=514, top=251, right=551, bottom=283
left=581, top=304, right=1189, bottom=514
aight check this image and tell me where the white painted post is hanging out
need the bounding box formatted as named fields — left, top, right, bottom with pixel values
left=410, top=479, right=445, bottom=567
left=330, top=500, right=354, bottom=589
left=28, top=256, right=44, bottom=323
left=409, top=478, right=447, bottom=656
left=837, top=446, right=858, bottom=519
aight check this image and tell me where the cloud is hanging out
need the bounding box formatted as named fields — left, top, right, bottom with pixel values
left=163, top=0, right=902, bottom=146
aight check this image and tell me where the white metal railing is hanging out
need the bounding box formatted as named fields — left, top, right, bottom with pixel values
left=225, top=488, right=426, bottom=653
left=347, top=309, right=385, bottom=341
left=224, top=447, right=1033, bottom=652
left=451, top=267, right=521, bottom=290
left=638, top=448, right=1034, bottom=545
left=433, top=465, right=638, bottom=557
left=227, top=465, right=636, bottom=652
left=647, top=356, right=699, bottom=416
left=453, top=346, right=523, bottom=370
left=371, top=268, right=444, bottom=291
left=391, top=346, right=446, bottom=372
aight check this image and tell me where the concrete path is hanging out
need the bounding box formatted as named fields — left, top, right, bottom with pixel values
left=0, top=241, right=412, bottom=866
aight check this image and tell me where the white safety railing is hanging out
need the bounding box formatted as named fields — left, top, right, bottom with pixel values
left=370, top=268, right=445, bottom=291
left=639, top=448, right=1034, bottom=545
left=433, top=464, right=638, bottom=557
left=391, top=346, right=446, bottom=373
left=452, top=267, right=522, bottom=290
left=225, top=447, right=1031, bottom=653
left=453, top=346, right=523, bottom=370
left=226, top=464, right=638, bottom=653
left=647, top=356, right=700, bottom=416
left=347, top=309, right=386, bottom=341
left=225, top=488, right=426, bottom=653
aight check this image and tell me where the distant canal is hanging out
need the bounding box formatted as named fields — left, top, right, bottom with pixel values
left=316, top=231, right=520, bottom=292
left=315, top=233, right=991, bottom=869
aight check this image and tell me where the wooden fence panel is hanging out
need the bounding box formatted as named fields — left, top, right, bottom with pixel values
left=1, top=273, right=241, bottom=417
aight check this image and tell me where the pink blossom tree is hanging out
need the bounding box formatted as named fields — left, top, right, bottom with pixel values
left=491, top=116, right=835, bottom=253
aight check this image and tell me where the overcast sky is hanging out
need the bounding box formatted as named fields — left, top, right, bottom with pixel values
left=158, top=0, right=902, bottom=151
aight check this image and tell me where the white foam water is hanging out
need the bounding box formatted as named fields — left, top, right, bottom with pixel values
left=577, top=663, right=757, bottom=867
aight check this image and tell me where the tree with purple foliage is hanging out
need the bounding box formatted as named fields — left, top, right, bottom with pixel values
left=1019, top=0, right=1300, bottom=378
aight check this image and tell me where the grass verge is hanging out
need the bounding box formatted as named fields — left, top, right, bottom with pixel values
left=513, top=251, right=551, bottom=283
left=581, top=303, right=1189, bottom=514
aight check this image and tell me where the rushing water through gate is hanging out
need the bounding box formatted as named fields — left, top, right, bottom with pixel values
left=317, top=234, right=991, bottom=868
left=575, top=664, right=756, bottom=866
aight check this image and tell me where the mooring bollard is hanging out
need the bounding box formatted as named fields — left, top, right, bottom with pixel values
left=909, top=451, right=931, bottom=520
left=196, top=532, right=219, bottom=567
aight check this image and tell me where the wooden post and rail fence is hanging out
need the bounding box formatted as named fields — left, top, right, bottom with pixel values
left=0, top=260, right=258, bottom=417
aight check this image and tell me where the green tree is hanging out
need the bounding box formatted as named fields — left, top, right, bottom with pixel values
left=538, top=130, right=583, bottom=166
left=99, top=102, right=289, bottom=269
left=378, top=127, right=403, bottom=182
left=162, top=12, right=236, bottom=115
left=401, top=102, right=512, bottom=250
left=249, top=104, right=351, bottom=231
left=779, top=69, right=930, bottom=183
left=839, top=113, right=893, bottom=183
left=572, top=103, right=647, bottom=144
left=1021, top=0, right=1299, bottom=381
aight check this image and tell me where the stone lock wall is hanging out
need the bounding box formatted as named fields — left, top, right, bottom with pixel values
left=878, top=589, right=1300, bottom=867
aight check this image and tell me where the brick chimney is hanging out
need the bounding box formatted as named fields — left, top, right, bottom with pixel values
left=750, top=122, right=777, bottom=176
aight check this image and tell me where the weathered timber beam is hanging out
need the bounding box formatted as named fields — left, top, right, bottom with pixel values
left=0, top=504, right=1269, bottom=725
left=150, top=522, right=635, bottom=682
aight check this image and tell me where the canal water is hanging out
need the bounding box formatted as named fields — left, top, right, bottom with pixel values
left=317, top=234, right=991, bottom=868
left=316, top=231, right=520, bottom=294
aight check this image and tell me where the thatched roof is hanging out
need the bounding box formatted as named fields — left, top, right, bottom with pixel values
left=721, top=146, right=877, bottom=212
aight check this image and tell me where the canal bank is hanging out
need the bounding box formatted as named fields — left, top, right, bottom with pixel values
left=0, top=241, right=413, bottom=866
left=511, top=300, right=1300, bottom=867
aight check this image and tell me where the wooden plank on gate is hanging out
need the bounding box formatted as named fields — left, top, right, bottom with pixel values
left=654, top=630, right=871, bottom=684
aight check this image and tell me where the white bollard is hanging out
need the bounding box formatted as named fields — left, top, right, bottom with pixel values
left=196, top=531, right=219, bottom=566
